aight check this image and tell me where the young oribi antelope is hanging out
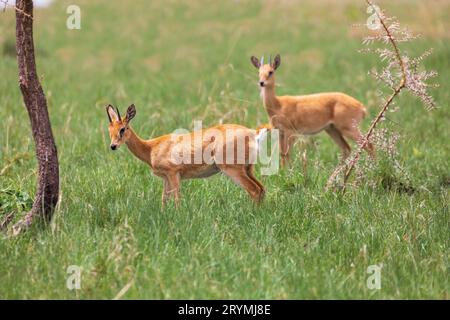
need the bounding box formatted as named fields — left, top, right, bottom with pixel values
left=250, top=54, right=374, bottom=166
left=106, top=104, right=265, bottom=206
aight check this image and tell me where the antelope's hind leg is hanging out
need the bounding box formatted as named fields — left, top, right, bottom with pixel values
left=339, top=126, right=375, bottom=159
left=325, top=125, right=351, bottom=159
left=246, top=164, right=265, bottom=201
left=219, top=165, right=263, bottom=202
left=280, top=130, right=295, bottom=167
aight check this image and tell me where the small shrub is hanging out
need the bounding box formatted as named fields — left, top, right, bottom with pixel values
left=0, top=187, right=33, bottom=217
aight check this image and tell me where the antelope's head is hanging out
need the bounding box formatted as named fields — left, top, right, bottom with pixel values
left=250, top=54, right=281, bottom=89
left=106, top=104, right=136, bottom=150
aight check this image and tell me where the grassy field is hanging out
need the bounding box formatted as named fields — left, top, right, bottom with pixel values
left=0, top=0, right=448, bottom=299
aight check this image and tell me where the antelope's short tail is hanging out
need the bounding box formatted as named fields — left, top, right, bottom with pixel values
left=255, top=123, right=273, bottom=144
left=362, top=105, right=368, bottom=118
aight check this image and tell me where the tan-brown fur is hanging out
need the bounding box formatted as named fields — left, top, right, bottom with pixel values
left=251, top=55, right=374, bottom=165
left=107, top=104, right=265, bottom=207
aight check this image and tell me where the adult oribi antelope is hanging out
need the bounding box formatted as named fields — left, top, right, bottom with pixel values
left=250, top=54, right=374, bottom=166
left=106, top=104, right=265, bottom=206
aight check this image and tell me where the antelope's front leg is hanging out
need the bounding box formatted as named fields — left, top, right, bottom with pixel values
left=161, top=178, right=170, bottom=207
left=279, top=130, right=292, bottom=167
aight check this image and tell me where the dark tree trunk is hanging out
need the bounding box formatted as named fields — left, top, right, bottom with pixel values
left=13, top=0, right=59, bottom=231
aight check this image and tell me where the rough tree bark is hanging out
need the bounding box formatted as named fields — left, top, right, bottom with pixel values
left=12, top=0, right=59, bottom=232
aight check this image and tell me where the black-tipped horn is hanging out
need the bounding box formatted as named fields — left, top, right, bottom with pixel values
left=260, top=55, right=264, bottom=65
left=116, top=107, right=121, bottom=121
left=106, top=105, right=112, bottom=123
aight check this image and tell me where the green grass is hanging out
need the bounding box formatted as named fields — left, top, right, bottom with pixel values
left=0, top=0, right=449, bottom=299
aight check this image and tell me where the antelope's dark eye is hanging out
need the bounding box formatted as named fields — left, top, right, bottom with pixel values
left=119, top=127, right=126, bottom=137
left=268, top=71, right=273, bottom=77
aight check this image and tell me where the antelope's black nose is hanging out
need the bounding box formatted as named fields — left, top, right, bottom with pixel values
left=259, top=81, right=265, bottom=87
left=110, top=144, right=117, bottom=150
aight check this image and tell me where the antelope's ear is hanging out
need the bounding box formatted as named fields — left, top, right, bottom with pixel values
left=125, top=104, right=136, bottom=123
left=272, top=54, right=281, bottom=70
left=250, top=56, right=260, bottom=69
left=106, top=104, right=119, bottom=122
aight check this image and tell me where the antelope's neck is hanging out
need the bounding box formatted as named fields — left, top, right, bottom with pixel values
left=125, top=128, right=152, bottom=164
left=261, top=86, right=281, bottom=117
